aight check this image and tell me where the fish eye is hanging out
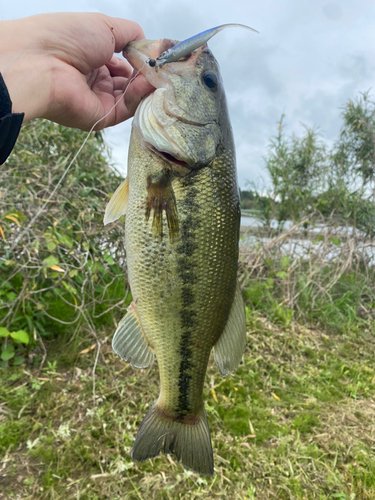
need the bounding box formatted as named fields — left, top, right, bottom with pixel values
left=202, top=71, right=218, bottom=92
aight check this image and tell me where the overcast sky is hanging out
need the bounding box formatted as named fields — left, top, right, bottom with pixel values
left=2, top=0, right=375, bottom=188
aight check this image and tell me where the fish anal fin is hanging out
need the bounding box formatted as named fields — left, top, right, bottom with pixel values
left=112, top=302, right=154, bottom=368
left=132, top=403, right=213, bottom=475
left=145, top=170, right=179, bottom=243
left=103, top=177, right=129, bottom=225
left=214, top=281, right=247, bottom=376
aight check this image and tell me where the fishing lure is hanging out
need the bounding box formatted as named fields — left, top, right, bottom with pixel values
left=148, top=23, right=258, bottom=69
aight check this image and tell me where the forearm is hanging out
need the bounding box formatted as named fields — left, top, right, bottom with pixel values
left=0, top=17, right=51, bottom=122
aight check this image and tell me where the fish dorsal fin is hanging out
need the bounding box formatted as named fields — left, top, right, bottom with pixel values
left=213, top=281, right=247, bottom=376
left=112, top=302, right=155, bottom=368
left=103, top=177, right=129, bottom=225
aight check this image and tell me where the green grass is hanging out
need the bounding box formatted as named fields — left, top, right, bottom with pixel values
left=2, top=109, right=375, bottom=499
left=242, top=262, right=375, bottom=336
left=1, top=311, right=375, bottom=499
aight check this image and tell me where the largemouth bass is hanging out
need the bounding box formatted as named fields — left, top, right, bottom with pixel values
left=104, top=34, right=247, bottom=475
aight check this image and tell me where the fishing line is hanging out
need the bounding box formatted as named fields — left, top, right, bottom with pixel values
left=10, top=61, right=147, bottom=251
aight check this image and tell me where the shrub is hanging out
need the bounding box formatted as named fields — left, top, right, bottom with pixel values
left=0, top=119, right=129, bottom=365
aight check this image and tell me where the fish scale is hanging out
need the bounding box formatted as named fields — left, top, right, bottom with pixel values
left=105, top=33, right=248, bottom=475
left=126, top=143, right=239, bottom=413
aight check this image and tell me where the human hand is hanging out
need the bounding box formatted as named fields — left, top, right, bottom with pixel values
left=0, top=13, right=155, bottom=130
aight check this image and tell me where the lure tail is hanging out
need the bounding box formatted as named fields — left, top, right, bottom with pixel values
left=131, top=403, right=214, bottom=475
left=155, top=22, right=258, bottom=67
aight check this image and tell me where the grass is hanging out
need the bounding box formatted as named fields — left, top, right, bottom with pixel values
left=2, top=110, right=375, bottom=499
left=1, top=309, right=375, bottom=500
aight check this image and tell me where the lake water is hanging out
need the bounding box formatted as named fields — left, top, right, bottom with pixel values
left=240, top=215, right=260, bottom=227
left=240, top=215, right=293, bottom=230
left=240, top=214, right=375, bottom=265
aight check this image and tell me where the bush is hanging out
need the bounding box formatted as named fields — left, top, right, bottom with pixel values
left=0, top=119, right=129, bottom=365
left=241, top=92, right=375, bottom=332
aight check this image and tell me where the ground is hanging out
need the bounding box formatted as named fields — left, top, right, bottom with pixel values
left=1, top=313, right=375, bottom=500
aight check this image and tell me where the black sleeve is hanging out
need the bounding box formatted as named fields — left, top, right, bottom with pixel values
left=0, top=72, right=25, bottom=165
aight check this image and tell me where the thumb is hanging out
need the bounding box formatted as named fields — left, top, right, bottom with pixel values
left=101, top=16, right=146, bottom=53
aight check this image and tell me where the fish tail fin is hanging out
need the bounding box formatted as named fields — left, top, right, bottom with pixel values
left=131, top=403, right=213, bottom=475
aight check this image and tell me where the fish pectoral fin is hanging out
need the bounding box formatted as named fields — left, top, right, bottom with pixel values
left=112, top=302, right=155, bottom=368
left=103, top=177, right=129, bottom=225
left=145, top=170, right=179, bottom=242
left=213, top=281, right=247, bottom=376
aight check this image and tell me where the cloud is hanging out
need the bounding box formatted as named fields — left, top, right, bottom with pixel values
left=3, top=0, right=375, bottom=189
left=322, top=3, right=343, bottom=21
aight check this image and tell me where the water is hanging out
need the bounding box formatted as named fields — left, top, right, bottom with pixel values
left=240, top=215, right=292, bottom=230
left=240, top=215, right=261, bottom=227
left=240, top=214, right=375, bottom=265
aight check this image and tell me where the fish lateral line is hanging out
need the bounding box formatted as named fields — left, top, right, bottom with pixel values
left=116, top=32, right=247, bottom=476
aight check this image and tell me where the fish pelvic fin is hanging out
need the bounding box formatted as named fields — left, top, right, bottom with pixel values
left=145, top=170, right=179, bottom=243
left=214, top=281, right=247, bottom=376
left=103, top=177, right=129, bottom=225
left=132, top=404, right=214, bottom=475
left=112, top=302, right=155, bottom=368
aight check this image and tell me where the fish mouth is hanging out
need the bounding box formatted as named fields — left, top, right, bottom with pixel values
left=127, top=38, right=219, bottom=167
left=147, top=143, right=192, bottom=174
left=123, top=38, right=201, bottom=88
left=124, top=39, right=213, bottom=128
left=159, top=151, right=189, bottom=167
left=124, top=38, right=177, bottom=65
left=124, top=38, right=188, bottom=72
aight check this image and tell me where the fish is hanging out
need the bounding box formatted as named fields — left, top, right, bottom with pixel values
left=104, top=28, right=248, bottom=475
